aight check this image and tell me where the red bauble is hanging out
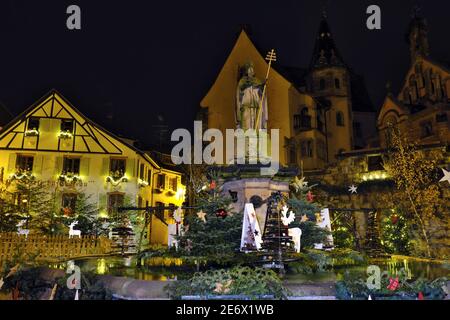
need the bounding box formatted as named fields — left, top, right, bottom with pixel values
left=216, top=209, right=227, bottom=218
left=418, top=292, right=424, bottom=300
left=210, top=180, right=216, bottom=190
left=306, top=191, right=315, bottom=202
left=391, top=215, right=399, bottom=225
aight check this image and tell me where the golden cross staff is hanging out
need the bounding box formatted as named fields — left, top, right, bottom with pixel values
left=254, top=49, right=277, bottom=129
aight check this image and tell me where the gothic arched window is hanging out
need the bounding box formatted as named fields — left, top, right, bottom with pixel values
left=336, top=111, right=345, bottom=127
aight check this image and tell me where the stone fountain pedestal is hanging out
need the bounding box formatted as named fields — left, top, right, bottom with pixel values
left=217, top=164, right=298, bottom=231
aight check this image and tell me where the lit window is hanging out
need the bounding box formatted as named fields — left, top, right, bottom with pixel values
left=62, top=193, right=77, bottom=215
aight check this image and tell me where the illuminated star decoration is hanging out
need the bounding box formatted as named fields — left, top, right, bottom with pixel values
left=291, top=176, right=308, bottom=192
left=301, top=215, right=309, bottom=223
left=439, top=168, right=450, bottom=185
left=196, top=210, right=207, bottom=223
left=348, top=185, right=358, bottom=194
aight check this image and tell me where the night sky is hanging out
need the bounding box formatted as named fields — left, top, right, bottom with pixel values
left=0, top=0, right=449, bottom=149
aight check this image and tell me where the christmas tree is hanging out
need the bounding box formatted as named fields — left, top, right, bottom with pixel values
left=177, top=178, right=243, bottom=263
left=286, top=178, right=330, bottom=249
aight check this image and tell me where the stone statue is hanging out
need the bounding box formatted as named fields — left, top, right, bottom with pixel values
left=236, top=62, right=268, bottom=130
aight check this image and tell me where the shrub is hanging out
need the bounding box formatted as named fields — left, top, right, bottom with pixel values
left=166, top=267, right=288, bottom=299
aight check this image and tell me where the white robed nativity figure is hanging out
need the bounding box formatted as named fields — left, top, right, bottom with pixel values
left=236, top=62, right=268, bottom=131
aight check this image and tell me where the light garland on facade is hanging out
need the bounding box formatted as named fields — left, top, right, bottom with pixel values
left=59, top=172, right=81, bottom=183
left=138, top=179, right=149, bottom=188
left=24, top=129, right=39, bottom=137
left=361, top=170, right=389, bottom=181
left=58, top=131, right=73, bottom=139
left=9, top=170, right=35, bottom=181
left=106, top=175, right=128, bottom=186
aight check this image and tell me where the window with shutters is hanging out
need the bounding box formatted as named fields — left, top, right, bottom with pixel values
left=110, top=158, right=126, bottom=177
left=63, top=157, right=80, bottom=175
left=157, top=174, right=166, bottom=189
left=16, top=155, right=34, bottom=172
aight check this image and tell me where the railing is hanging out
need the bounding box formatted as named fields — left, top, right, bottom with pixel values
left=0, top=233, right=113, bottom=263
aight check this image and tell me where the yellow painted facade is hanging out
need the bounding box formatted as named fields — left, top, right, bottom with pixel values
left=199, top=26, right=375, bottom=172
left=200, top=30, right=328, bottom=170
left=0, top=90, right=185, bottom=245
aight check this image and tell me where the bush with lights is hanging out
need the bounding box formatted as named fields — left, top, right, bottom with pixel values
left=380, top=209, right=411, bottom=255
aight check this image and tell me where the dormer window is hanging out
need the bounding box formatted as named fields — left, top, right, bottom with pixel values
left=61, top=120, right=74, bottom=133
left=25, top=118, right=40, bottom=136
left=28, top=118, right=40, bottom=131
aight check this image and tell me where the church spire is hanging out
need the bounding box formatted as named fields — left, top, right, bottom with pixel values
left=310, top=12, right=345, bottom=69
left=406, top=6, right=430, bottom=62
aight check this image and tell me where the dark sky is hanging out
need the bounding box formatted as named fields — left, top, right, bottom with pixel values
left=0, top=0, right=449, bottom=149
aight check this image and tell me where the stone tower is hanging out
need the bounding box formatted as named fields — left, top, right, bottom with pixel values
left=307, top=12, right=354, bottom=161
left=406, top=9, right=430, bottom=63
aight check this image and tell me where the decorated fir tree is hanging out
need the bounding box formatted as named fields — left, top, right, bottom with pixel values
left=287, top=177, right=330, bottom=249
left=14, top=180, right=63, bottom=234
left=380, top=209, right=411, bottom=255
left=177, top=178, right=243, bottom=263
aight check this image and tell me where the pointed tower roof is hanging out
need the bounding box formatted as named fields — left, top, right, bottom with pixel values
left=310, top=12, right=346, bottom=69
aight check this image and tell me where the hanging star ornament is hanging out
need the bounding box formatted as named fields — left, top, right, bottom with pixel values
left=301, top=214, right=309, bottom=222
left=348, top=185, right=358, bottom=194
left=439, top=168, right=450, bottom=185
left=196, top=210, right=207, bottom=223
